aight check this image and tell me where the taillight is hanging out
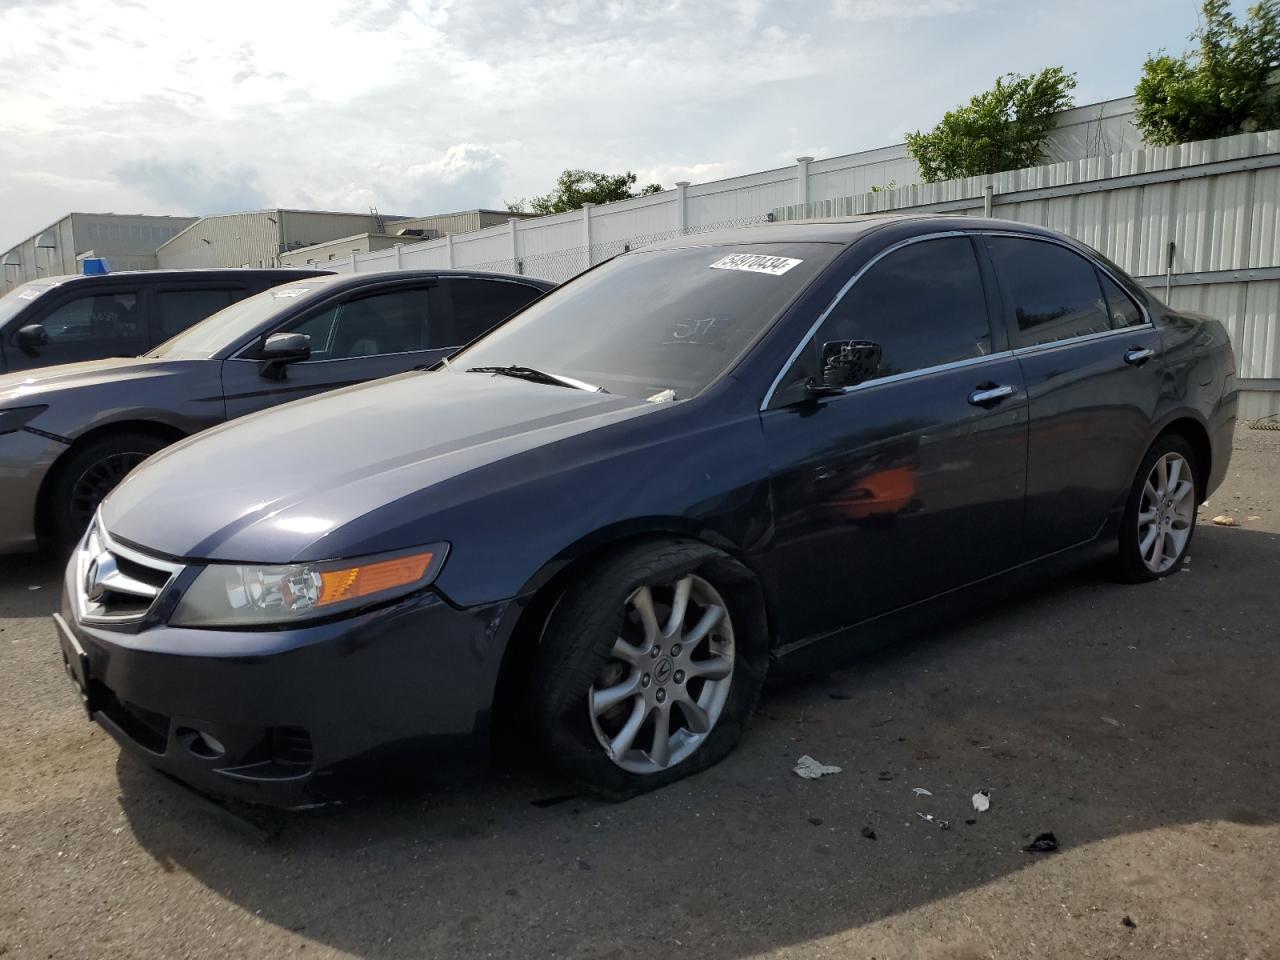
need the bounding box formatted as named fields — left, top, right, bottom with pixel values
left=1225, top=343, right=1237, bottom=377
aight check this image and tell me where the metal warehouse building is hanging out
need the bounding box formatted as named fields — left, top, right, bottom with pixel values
left=155, top=209, right=412, bottom=270
left=279, top=209, right=539, bottom=266
left=1, top=213, right=198, bottom=293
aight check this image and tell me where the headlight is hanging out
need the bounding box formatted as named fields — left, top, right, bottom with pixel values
left=170, top=544, right=448, bottom=627
left=0, top=405, right=48, bottom=436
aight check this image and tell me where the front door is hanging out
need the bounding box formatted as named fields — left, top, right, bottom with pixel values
left=221, top=283, right=449, bottom=419
left=760, top=234, right=1029, bottom=647
left=983, top=235, right=1163, bottom=558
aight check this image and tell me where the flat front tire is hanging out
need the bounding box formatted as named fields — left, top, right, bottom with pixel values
left=531, top=540, right=768, bottom=800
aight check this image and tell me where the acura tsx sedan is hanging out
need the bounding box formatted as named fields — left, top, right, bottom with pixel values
left=54, top=216, right=1238, bottom=807
left=0, top=269, right=551, bottom=552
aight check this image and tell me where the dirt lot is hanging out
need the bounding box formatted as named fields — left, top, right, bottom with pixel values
left=2, top=427, right=1278, bottom=960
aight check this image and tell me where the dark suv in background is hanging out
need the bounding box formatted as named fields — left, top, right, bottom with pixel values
left=0, top=269, right=327, bottom=373
left=0, top=269, right=553, bottom=551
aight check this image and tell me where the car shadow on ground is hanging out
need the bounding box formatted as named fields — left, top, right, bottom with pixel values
left=102, top=521, right=1280, bottom=959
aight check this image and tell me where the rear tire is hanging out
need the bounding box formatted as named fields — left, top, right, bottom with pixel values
left=1115, top=434, right=1199, bottom=583
left=531, top=540, right=768, bottom=800
left=47, top=432, right=171, bottom=546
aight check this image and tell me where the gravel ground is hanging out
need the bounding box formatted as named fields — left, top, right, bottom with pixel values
left=1, top=427, right=1277, bottom=960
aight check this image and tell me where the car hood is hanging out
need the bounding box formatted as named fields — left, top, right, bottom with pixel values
left=101, top=370, right=653, bottom=562
left=0, top=356, right=190, bottom=405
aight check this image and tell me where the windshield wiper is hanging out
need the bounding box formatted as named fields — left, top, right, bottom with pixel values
left=466, top=365, right=608, bottom=394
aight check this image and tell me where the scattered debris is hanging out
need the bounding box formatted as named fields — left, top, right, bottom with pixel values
left=860, top=826, right=877, bottom=840
left=972, top=790, right=991, bottom=813
left=1101, top=716, right=1121, bottom=727
left=27, top=585, right=41, bottom=591
left=828, top=690, right=853, bottom=701
left=964, top=819, right=977, bottom=826
left=877, top=771, right=894, bottom=781
left=915, top=812, right=950, bottom=830
left=1211, top=515, right=1238, bottom=527
left=793, top=755, right=842, bottom=779
left=1248, top=515, right=1262, bottom=521
left=1022, top=831, right=1059, bottom=853
left=1122, top=915, right=1137, bottom=929
left=912, top=787, right=933, bottom=798
left=808, top=817, right=824, bottom=826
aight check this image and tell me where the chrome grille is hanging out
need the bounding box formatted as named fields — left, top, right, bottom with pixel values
left=74, top=517, right=183, bottom=623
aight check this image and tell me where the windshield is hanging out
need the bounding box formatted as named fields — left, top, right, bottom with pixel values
left=150, top=278, right=335, bottom=359
left=454, top=242, right=840, bottom=399
left=0, top=279, right=65, bottom=329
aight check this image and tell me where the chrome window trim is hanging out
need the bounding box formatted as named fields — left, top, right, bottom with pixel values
left=1011, top=321, right=1155, bottom=357
left=810, top=349, right=1017, bottom=400
left=761, top=228, right=1154, bottom=411
left=74, top=515, right=184, bottom=625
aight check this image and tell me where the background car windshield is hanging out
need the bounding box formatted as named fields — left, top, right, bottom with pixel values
left=454, top=243, right=839, bottom=399
left=150, top=278, right=334, bottom=359
left=0, top=280, right=59, bottom=328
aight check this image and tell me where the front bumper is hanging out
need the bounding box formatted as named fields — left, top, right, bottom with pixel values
left=56, top=561, right=519, bottom=808
left=0, top=429, right=66, bottom=553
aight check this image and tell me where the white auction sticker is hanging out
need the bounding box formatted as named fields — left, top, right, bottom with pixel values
left=709, top=253, right=803, bottom=276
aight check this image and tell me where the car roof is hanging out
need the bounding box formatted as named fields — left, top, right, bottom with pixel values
left=316, top=269, right=556, bottom=290
left=635, top=214, right=1065, bottom=253
left=23, top=268, right=329, bottom=287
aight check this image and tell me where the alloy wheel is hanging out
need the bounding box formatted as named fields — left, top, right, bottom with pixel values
left=68, top=451, right=150, bottom=528
left=1137, top=451, right=1195, bottom=574
left=588, top=574, right=735, bottom=774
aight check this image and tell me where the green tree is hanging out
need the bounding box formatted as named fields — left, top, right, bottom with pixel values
left=506, top=169, right=663, bottom=215
left=1134, top=0, right=1280, bottom=146
left=905, top=67, right=1077, bottom=183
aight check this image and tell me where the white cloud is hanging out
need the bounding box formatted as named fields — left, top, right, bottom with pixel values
left=0, top=0, right=1200, bottom=249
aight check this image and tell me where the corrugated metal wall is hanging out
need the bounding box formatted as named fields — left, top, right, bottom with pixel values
left=773, top=130, right=1280, bottom=417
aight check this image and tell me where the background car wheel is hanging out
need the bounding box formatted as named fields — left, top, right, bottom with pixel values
left=1116, top=434, right=1199, bottom=583
left=531, top=540, right=769, bottom=800
left=47, top=432, right=171, bottom=546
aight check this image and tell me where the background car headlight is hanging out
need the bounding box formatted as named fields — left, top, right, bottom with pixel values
left=0, top=405, right=48, bottom=436
left=170, top=544, right=448, bottom=627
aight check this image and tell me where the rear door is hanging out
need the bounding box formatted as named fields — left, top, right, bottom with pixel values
left=4, top=281, right=148, bottom=371
left=220, top=281, right=444, bottom=418
left=760, top=234, right=1028, bottom=645
left=984, top=234, right=1162, bottom=559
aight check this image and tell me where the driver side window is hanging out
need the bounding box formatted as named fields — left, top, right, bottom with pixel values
left=777, top=236, right=993, bottom=401
left=287, top=287, right=433, bottom=361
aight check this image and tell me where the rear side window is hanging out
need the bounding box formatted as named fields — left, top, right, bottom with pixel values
left=155, top=288, right=235, bottom=340
left=987, top=237, right=1111, bottom=347
left=809, top=236, right=993, bottom=381
left=1099, top=272, right=1144, bottom=328
left=441, top=279, right=544, bottom=346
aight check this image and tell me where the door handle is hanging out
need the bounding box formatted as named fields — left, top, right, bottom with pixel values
left=1124, top=347, right=1155, bottom=366
left=968, top=384, right=1015, bottom=405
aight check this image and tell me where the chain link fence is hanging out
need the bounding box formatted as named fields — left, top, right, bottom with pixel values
left=451, top=215, right=772, bottom=284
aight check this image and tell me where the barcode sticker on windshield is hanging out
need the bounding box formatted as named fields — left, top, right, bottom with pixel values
left=710, top=254, right=803, bottom=276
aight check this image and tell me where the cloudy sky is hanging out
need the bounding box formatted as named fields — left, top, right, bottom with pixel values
left=0, top=0, right=1226, bottom=249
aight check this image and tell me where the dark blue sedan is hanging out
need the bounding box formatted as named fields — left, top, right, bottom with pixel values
left=54, top=216, right=1238, bottom=806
